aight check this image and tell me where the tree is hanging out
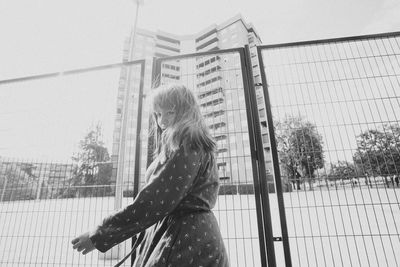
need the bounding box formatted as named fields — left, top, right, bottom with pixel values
left=328, top=161, right=357, bottom=180
left=276, top=115, right=325, bottom=190
left=0, top=162, right=37, bottom=201
left=328, top=161, right=357, bottom=188
left=353, top=124, right=400, bottom=178
left=64, top=124, right=113, bottom=198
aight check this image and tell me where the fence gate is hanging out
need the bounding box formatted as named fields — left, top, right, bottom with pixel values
left=258, top=32, right=400, bottom=267
left=150, top=48, right=279, bottom=267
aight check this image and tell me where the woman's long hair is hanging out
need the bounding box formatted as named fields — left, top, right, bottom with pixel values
left=149, top=84, right=216, bottom=159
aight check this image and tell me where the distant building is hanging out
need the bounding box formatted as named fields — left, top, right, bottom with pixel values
left=112, top=14, right=272, bottom=189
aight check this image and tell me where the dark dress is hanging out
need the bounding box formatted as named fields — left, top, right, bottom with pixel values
left=89, top=144, right=229, bottom=267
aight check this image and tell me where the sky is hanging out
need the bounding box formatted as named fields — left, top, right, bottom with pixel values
left=0, top=0, right=399, bottom=161
left=1, top=0, right=399, bottom=79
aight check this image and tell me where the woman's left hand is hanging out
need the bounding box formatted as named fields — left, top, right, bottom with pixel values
left=71, top=231, right=96, bottom=255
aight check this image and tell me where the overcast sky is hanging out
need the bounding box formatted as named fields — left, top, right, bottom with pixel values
left=0, top=0, right=399, bottom=161
left=1, top=0, right=399, bottom=79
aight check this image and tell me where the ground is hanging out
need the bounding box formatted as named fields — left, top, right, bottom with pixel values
left=1, top=186, right=399, bottom=267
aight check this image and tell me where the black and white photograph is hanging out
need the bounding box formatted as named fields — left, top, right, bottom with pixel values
left=1, top=0, right=400, bottom=266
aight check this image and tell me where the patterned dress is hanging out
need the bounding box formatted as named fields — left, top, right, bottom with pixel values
left=89, top=144, right=229, bottom=267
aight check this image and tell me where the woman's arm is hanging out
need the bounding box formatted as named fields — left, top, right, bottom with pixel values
left=87, top=145, right=202, bottom=252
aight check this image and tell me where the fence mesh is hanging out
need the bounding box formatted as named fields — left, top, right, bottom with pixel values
left=0, top=62, right=144, bottom=266
left=2, top=33, right=400, bottom=267
left=260, top=34, right=400, bottom=266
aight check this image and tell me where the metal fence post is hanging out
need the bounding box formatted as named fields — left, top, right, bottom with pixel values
left=256, top=45, right=293, bottom=267
left=132, top=61, right=146, bottom=200
left=240, top=46, right=277, bottom=267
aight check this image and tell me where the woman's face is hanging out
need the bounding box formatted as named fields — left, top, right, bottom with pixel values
left=155, top=107, right=176, bottom=130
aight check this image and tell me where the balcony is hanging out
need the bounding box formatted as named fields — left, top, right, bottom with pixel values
left=203, top=111, right=224, bottom=123
left=200, top=97, right=224, bottom=110
left=216, top=142, right=229, bottom=152
left=196, top=55, right=221, bottom=69
left=196, top=32, right=218, bottom=49
left=161, top=68, right=180, bottom=77
left=198, top=86, right=223, bottom=98
left=155, top=46, right=180, bottom=57
left=198, top=91, right=224, bottom=106
left=208, top=121, right=226, bottom=131
left=196, top=64, right=222, bottom=78
left=204, top=112, right=225, bottom=126
left=155, top=39, right=180, bottom=51
left=196, top=71, right=222, bottom=87
left=201, top=103, right=226, bottom=117
left=196, top=39, right=219, bottom=52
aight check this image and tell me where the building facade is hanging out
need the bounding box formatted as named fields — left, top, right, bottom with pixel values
left=112, top=14, right=272, bottom=190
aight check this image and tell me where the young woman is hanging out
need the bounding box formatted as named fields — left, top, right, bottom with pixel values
left=72, top=84, right=229, bottom=266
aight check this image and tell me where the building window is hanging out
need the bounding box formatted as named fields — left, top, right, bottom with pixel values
left=214, top=134, right=227, bottom=141
left=209, top=121, right=226, bottom=130
left=262, top=134, right=269, bottom=144
left=217, top=162, right=227, bottom=169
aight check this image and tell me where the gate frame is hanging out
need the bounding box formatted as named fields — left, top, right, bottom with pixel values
left=147, top=47, right=277, bottom=267
left=255, top=30, right=400, bottom=267
left=115, top=60, right=146, bottom=210
left=256, top=45, right=293, bottom=267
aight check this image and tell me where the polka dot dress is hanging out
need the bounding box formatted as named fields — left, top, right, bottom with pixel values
left=89, top=144, right=229, bottom=266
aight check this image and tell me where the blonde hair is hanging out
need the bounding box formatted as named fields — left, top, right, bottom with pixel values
left=149, top=84, right=216, bottom=159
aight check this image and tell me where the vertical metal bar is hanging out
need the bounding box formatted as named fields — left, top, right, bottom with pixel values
left=133, top=61, right=146, bottom=199
left=152, top=57, right=162, bottom=88
left=232, top=56, right=255, bottom=266
left=257, top=46, right=293, bottom=267
left=115, top=68, right=131, bottom=211
left=239, top=47, right=275, bottom=267
left=130, top=60, right=146, bottom=266
left=146, top=57, right=162, bottom=168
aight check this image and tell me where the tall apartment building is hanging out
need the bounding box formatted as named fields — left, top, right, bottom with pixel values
left=111, top=29, right=182, bottom=189
left=112, top=14, right=272, bottom=189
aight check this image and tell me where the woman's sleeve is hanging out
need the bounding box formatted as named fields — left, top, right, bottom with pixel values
left=89, top=145, right=202, bottom=252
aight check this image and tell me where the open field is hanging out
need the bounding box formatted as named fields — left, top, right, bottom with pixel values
left=1, top=186, right=400, bottom=267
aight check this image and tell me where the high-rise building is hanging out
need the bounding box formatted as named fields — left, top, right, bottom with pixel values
left=111, top=29, right=182, bottom=188
left=112, top=14, right=272, bottom=189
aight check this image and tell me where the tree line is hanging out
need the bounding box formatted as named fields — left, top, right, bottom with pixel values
left=2, top=117, right=399, bottom=200
left=276, top=115, right=400, bottom=190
